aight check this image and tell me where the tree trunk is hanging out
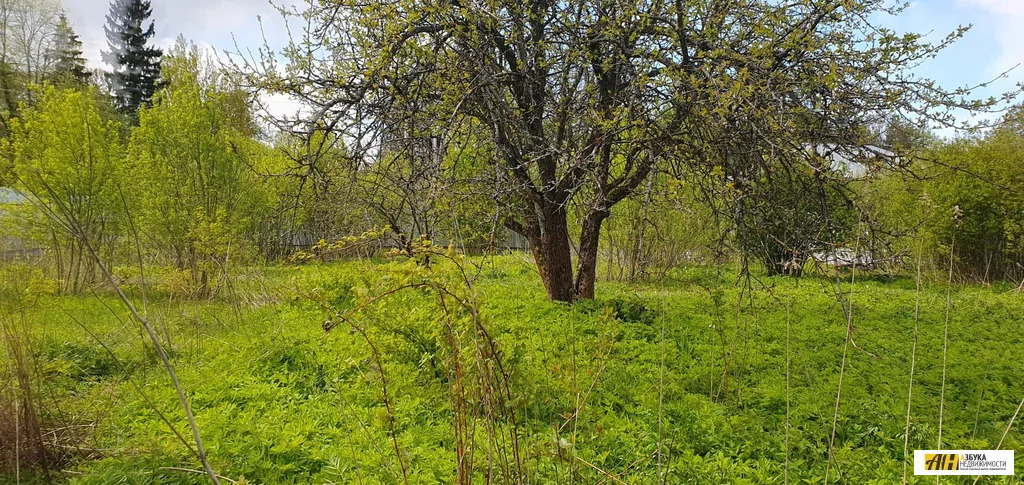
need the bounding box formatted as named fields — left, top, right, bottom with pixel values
left=574, top=209, right=608, bottom=300
left=764, top=256, right=785, bottom=276
left=198, top=269, right=209, bottom=299
left=529, top=207, right=576, bottom=302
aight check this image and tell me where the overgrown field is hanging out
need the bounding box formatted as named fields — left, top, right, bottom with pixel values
left=3, top=256, right=1023, bottom=483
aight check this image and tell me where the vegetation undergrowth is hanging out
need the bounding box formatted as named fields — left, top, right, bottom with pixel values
left=1, top=255, right=1021, bottom=484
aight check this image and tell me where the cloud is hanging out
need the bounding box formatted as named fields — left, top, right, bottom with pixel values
left=64, top=0, right=299, bottom=71
left=958, top=0, right=1024, bottom=16
left=957, top=0, right=1024, bottom=75
left=63, top=0, right=305, bottom=123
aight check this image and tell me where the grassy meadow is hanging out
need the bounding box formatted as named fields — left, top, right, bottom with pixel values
left=2, top=255, right=1023, bottom=484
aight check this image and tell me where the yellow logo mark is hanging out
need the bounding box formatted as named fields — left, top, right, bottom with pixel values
left=924, top=453, right=960, bottom=470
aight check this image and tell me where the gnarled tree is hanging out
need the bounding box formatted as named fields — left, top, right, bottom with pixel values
left=233, top=0, right=1011, bottom=301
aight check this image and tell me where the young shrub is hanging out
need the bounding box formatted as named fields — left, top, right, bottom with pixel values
left=5, top=86, right=124, bottom=294
left=921, top=120, right=1024, bottom=282
left=127, top=40, right=270, bottom=297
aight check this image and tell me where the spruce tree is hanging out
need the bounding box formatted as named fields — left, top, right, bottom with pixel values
left=102, top=0, right=162, bottom=112
left=48, top=15, right=91, bottom=86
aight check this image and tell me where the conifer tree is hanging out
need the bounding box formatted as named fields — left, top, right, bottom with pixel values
left=102, top=0, right=162, bottom=112
left=47, top=14, right=91, bottom=86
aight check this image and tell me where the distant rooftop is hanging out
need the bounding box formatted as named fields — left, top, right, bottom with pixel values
left=806, top=143, right=897, bottom=178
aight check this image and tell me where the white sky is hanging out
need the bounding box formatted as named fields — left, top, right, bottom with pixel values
left=955, top=0, right=1024, bottom=82
left=65, top=1, right=296, bottom=67
left=64, top=0, right=305, bottom=116
left=60, top=0, right=1024, bottom=132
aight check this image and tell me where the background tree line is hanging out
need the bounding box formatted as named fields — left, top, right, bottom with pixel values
left=0, top=0, right=1022, bottom=302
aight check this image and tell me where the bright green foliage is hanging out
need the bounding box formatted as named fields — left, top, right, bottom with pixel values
left=920, top=123, right=1024, bottom=281
left=742, top=164, right=857, bottom=275
left=263, top=130, right=363, bottom=254
left=590, top=174, right=719, bottom=279
left=863, top=111, right=1024, bottom=281
left=364, top=125, right=502, bottom=253
left=229, top=134, right=298, bottom=257
left=5, top=257, right=1023, bottom=483
left=4, top=86, right=124, bottom=293
left=127, top=43, right=270, bottom=296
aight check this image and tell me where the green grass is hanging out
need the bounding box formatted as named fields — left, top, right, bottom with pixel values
left=3, top=256, right=1023, bottom=483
